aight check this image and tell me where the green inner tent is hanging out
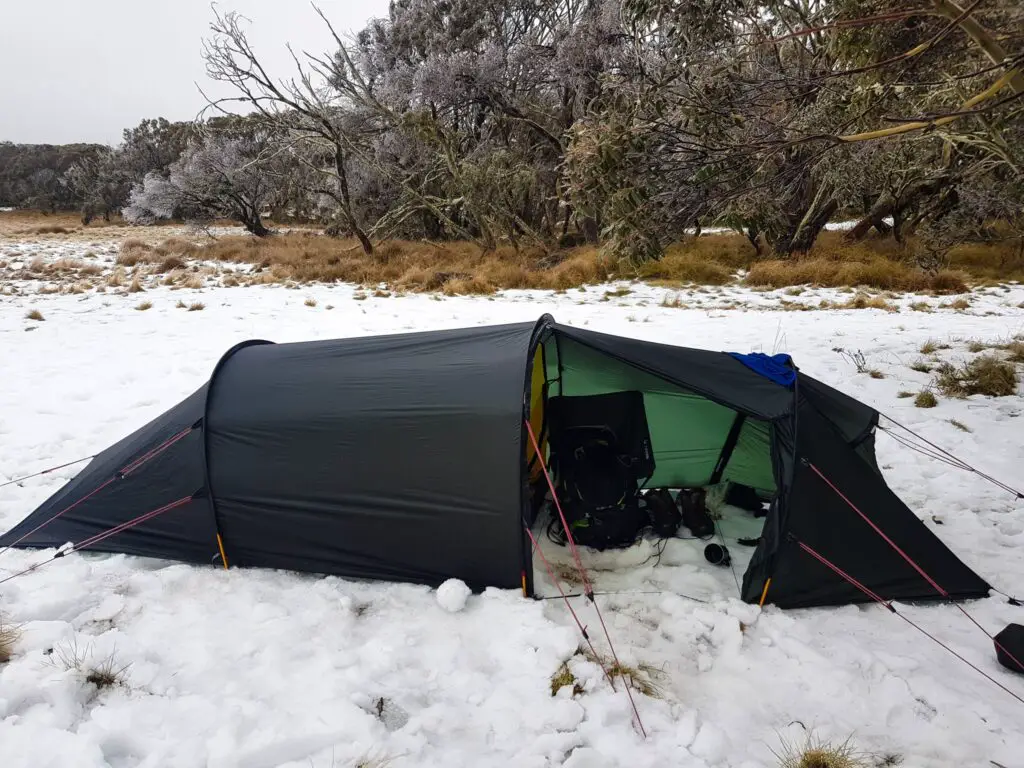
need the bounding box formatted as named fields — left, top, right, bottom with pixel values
left=538, top=334, right=776, bottom=496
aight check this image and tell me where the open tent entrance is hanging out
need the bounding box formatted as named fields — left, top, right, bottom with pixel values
left=525, top=329, right=780, bottom=600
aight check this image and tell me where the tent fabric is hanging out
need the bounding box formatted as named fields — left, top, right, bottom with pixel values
left=742, top=399, right=990, bottom=607
left=0, top=314, right=991, bottom=609
left=728, top=352, right=797, bottom=388
left=0, top=385, right=216, bottom=565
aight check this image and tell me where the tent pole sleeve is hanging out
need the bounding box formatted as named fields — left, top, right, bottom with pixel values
left=710, top=413, right=747, bottom=485
left=201, top=338, right=275, bottom=568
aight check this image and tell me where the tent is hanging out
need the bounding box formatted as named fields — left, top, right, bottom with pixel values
left=0, top=315, right=990, bottom=608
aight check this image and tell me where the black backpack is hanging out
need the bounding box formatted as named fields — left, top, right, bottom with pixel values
left=551, top=425, right=647, bottom=550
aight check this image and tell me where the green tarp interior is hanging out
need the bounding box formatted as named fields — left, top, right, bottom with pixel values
left=540, top=334, right=776, bottom=496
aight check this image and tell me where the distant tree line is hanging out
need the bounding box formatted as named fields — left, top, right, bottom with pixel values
left=5, top=0, right=1022, bottom=267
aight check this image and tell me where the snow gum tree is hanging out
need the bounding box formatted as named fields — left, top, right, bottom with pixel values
left=124, top=134, right=276, bottom=236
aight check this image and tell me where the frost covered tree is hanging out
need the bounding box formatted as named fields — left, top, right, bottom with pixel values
left=124, top=134, right=276, bottom=236
left=65, top=150, right=132, bottom=223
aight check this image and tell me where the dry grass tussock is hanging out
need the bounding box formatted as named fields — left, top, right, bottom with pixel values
left=771, top=733, right=891, bottom=768
left=126, top=226, right=1023, bottom=292
left=1, top=613, right=21, bottom=663
left=914, top=390, right=938, bottom=408
left=195, top=233, right=615, bottom=293
left=550, top=661, right=585, bottom=697
left=49, top=639, right=131, bottom=691
left=25, top=308, right=44, bottom=321
left=0, top=210, right=148, bottom=236
left=117, top=237, right=199, bottom=268
left=744, top=231, right=972, bottom=293
left=933, top=354, right=1019, bottom=398
left=579, top=647, right=664, bottom=698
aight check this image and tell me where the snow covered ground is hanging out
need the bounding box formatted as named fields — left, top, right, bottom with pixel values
left=2, top=229, right=1024, bottom=767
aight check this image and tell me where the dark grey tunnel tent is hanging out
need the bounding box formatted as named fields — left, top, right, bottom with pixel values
left=1, top=315, right=990, bottom=608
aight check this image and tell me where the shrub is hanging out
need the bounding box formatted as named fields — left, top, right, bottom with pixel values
left=25, top=309, right=44, bottom=321
left=304, top=297, right=318, bottom=307
left=135, top=301, right=153, bottom=311
left=914, top=390, right=938, bottom=408
left=868, top=369, right=885, bottom=379
left=187, top=301, right=205, bottom=312
left=128, top=274, right=145, bottom=293
left=933, top=355, right=1019, bottom=398
left=909, top=360, right=933, bottom=373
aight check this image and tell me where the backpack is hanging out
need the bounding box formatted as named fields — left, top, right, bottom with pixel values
left=551, top=425, right=647, bottom=550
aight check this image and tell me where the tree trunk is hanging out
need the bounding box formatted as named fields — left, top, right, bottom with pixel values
left=244, top=213, right=270, bottom=237
left=789, top=199, right=839, bottom=254
left=744, top=226, right=761, bottom=256
left=580, top=216, right=599, bottom=244
left=334, top=146, right=372, bottom=255
left=848, top=193, right=896, bottom=240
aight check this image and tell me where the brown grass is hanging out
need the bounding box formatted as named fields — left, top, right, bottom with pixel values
left=933, top=355, right=1019, bottom=398
left=49, top=639, right=131, bottom=691
left=638, top=244, right=735, bottom=285
left=897, top=391, right=914, bottom=398
left=836, top=292, right=898, bottom=311
left=135, top=300, right=153, bottom=311
left=127, top=274, right=145, bottom=293
left=103, top=226, right=1024, bottom=292
left=25, top=308, right=44, bottom=321
left=550, top=662, right=585, bottom=697
left=0, top=613, right=20, bottom=663
left=187, top=301, right=205, bottom=312
left=941, top=297, right=972, bottom=310
left=746, top=259, right=966, bottom=293
left=948, top=419, right=972, bottom=433
left=1003, top=340, right=1024, bottom=363
left=914, top=390, right=938, bottom=408
left=184, top=233, right=616, bottom=294
left=773, top=734, right=869, bottom=768
left=304, top=297, right=317, bottom=307
left=30, top=224, right=75, bottom=235
left=579, top=647, right=664, bottom=698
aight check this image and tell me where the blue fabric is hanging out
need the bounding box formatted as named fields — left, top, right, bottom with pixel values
left=728, top=352, right=797, bottom=388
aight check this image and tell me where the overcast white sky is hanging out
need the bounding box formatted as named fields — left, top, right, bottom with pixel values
left=1, top=0, right=391, bottom=145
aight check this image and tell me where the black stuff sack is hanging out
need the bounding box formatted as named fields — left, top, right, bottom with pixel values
left=994, top=624, right=1024, bottom=674
left=645, top=488, right=682, bottom=538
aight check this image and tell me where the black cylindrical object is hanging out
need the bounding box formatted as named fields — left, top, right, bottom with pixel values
left=704, top=542, right=731, bottom=567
